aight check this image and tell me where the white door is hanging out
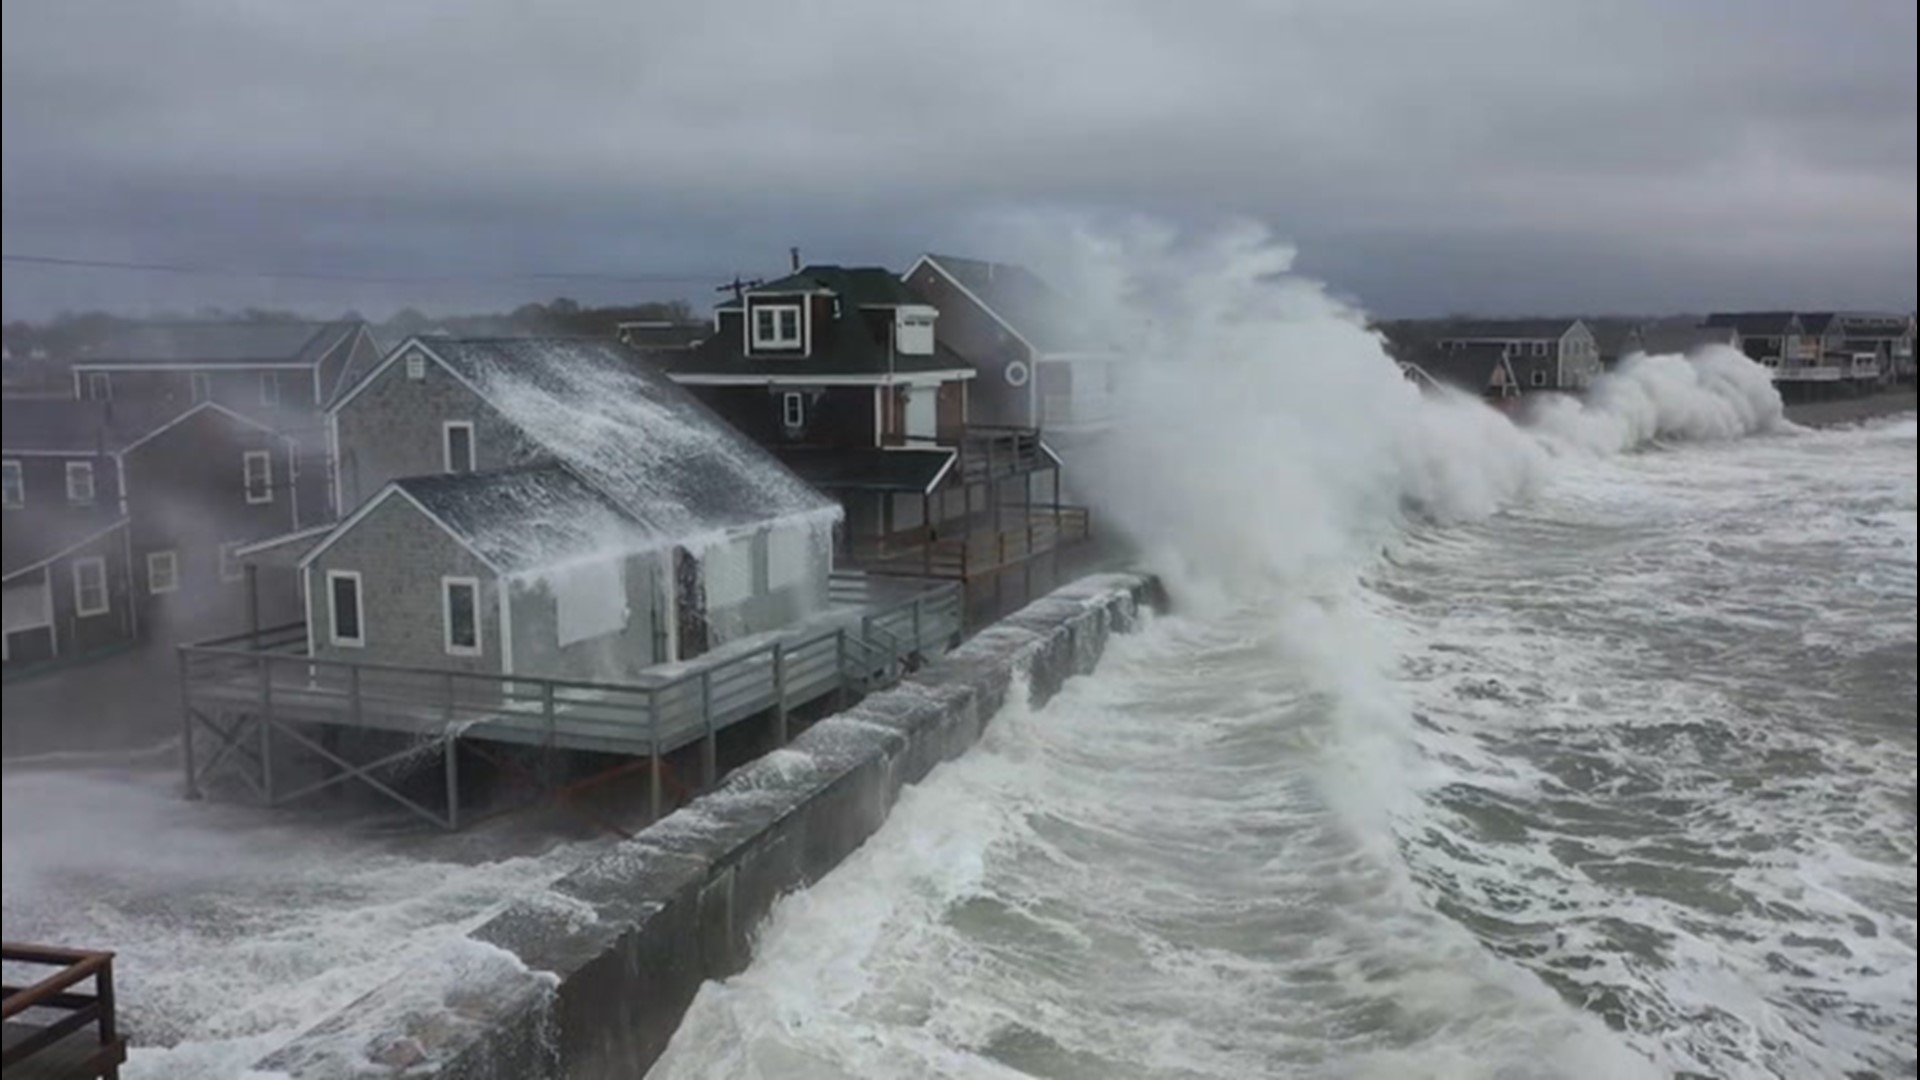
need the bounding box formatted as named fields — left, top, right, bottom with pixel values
left=906, top=386, right=938, bottom=441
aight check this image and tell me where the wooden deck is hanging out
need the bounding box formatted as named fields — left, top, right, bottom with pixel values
left=177, top=575, right=962, bottom=829
left=853, top=505, right=1091, bottom=581
left=2, top=944, right=124, bottom=1080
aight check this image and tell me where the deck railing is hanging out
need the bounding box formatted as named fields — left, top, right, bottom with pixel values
left=857, top=504, right=1091, bottom=580
left=2, top=943, right=126, bottom=1079
left=178, top=578, right=963, bottom=828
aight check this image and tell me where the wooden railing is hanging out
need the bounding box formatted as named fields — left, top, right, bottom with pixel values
left=859, top=505, right=1091, bottom=580
left=2, top=943, right=125, bottom=1079
left=957, top=426, right=1049, bottom=484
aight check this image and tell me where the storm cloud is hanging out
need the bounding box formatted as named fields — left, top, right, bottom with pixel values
left=3, top=0, right=1913, bottom=318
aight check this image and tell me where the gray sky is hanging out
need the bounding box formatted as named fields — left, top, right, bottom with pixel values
left=3, top=0, right=1914, bottom=320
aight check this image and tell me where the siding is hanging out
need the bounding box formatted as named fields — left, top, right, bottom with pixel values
left=507, top=551, right=666, bottom=683
left=333, top=355, right=545, bottom=509
left=305, top=495, right=501, bottom=674
left=906, top=266, right=1034, bottom=427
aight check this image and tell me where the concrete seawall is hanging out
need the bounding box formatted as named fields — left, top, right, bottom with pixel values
left=258, top=571, right=1162, bottom=1079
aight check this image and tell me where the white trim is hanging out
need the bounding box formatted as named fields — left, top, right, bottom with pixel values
left=190, top=371, right=213, bottom=403
left=147, top=549, right=179, bottom=595
left=72, top=556, right=110, bottom=618
left=1, top=519, right=130, bottom=584
left=443, top=420, right=475, bottom=474
left=86, top=372, right=113, bottom=401
left=326, top=569, right=365, bottom=647
left=65, top=461, right=96, bottom=505
left=71, top=362, right=316, bottom=373
left=915, top=447, right=959, bottom=494
left=234, top=523, right=334, bottom=559
left=117, top=401, right=283, bottom=457
left=441, top=575, right=483, bottom=656
left=666, top=370, right=975, bottom=388
left=497, top=579, right=515, bottom=676
left=260, top=370, right=281, bottom=407
left=781, top=392, right=805, bottom=429
left=296, top=484, right=506, bottom=575
left=329, top=337, right=488, bottom=418
left=750, top=302, right=805, bottom=351
left=243, top=449, right=274, bottom=504
left=219, top=540, right=247, bottom=583
left=1, top=459, right=21, bottom=509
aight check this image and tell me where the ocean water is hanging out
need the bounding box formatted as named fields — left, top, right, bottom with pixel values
left=652, top=416, right=1917, bottom=1080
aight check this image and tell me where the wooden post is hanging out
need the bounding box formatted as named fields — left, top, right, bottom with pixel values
left=649, top=686, right=663, bottom=822
left=179, top=648, right=200, bottom=799
left=258, top=654, right=274, bottom=804
left=541, top=681, right=557, bottom=795
left=444, top=731, right=460, bottom=830
left=700, top=670, right=716, bottom=788
left=245, top=563, right=261, bottom=647
left=772, top=641, right=789, bottom=744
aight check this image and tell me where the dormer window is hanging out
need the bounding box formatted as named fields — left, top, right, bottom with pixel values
left=752, top=304, right=803, bottom=350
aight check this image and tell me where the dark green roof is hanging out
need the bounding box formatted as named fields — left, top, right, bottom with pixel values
left=754, top=266, right=925, bottom=308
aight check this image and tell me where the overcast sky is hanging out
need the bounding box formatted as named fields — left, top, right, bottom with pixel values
left=3, top=0, right=1914, bottom=320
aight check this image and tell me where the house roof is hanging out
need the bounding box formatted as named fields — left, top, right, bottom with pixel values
left=618, top=322, right=708, bottom=351
left=666, top=282, right=972, bottom=379
left=74, top=320, right=361, bottom=368
left=0, top=399, right=280, bottom=456
left=1799, top=312, right=1839, bottom=336
left=402, top=337, right=840, bottom=542
left=754, top=266, right=926, bottom=308
left=1637, top=324, right=1740, bottom=355
left=1410, top=343, right=1511, bottom=393
left=1704, top=311, right=1799, bottom=335
left=916, top=254, right=1111, bottom=355
left=774, top=447, right=956, bottom=494
left=395, top=465, right=658, bottom=575
left=1435, top=318, right=1581, bottom=342
left=2, top=516, right=128, bottom=581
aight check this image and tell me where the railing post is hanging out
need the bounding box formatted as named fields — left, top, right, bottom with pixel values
left=912, top=598, right=923, bottom=652
left=835, top=629, right=849, bottom=708
left=445, top=729, right=460, bottom=830
left=98, top=954, right=118, bottom=1053
left=649, top=686, right=663, bottom=822
left=258, top=654, right=274, bottom=805
left=179, top=648, right=201, bottom=799
left=772, top=640, right=789, bottom=744
left=542, top=681, right=557, bottom=795
left=349, top=663, right=363, bottom=729
left=700, top=669, right=716, bottom=789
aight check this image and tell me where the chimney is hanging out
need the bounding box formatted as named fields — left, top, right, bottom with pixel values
left=789, top=247, right=801, bottom=272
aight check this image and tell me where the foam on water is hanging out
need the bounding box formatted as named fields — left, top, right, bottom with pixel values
left=656, top=219, right=1913, bottom=1077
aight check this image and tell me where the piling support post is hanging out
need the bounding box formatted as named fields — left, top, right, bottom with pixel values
left=772, top=641, right=789, bottom=744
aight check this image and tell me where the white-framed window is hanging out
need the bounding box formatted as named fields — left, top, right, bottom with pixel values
left=1, top=460, right=21, bottom=509
left=1532, top=341, right=1548, bottom=357
left=260, top=371, right=280, bottom=407
left=751, top=304, right=803, bottom=349
left=327, top=570, right=364, bottom=646
left=147, top=550, right=179, bottom=594
left=243, top=450, right=273, bottom=504
left=443, top=421, right=475, bottom=474
left=405, top=350, right=427, bottom=380
left=442, top=576, right=482, bottom=656
left=65, top=461, right=95, bottom=505
left=72, top=557, right=109, bottom=617
left=219, top=540, right=246, bottom=583
left=190, top=372, right=212, bottom=403
left=87, top=372, right=111, bottom=401
left=781, top=392, right=805, bottom=428
left=1531, top=369, right=1548, bottom=387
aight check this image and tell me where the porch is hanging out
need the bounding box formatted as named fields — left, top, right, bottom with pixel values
left=177, top=572, right=960, bottom=832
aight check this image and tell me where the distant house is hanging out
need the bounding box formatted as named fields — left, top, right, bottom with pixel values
left=2, top=516, right=131, bottom=668
left=1635, top=323, right=1742, bottom=357
left=616, top=321, right=707, bottom=353
left=901, top=254, right=1120, bottom=438
left=255, top=336, right=839, bottom=675
left=1702, top=312, right=1809, bottom=374
left=1, top=399, right=302, bottom=666
left=1403, top=343, right=1521, bottom=403
left=67, top=321, right=380, bottom=519
left=658, top=266, right=1082, bottom=583
left=1586, top=320, right=1646, bottom=370
left=1432, top=319, right=1602, bottom=390
left=1805, top=312, right=1914, bottom=386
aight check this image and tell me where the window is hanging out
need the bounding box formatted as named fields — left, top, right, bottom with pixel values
left=405, top=350, right=427, bottom=380
left=65, top=461, right=95, bottom=505
left=243, top=450, right=273, bottom=504
left=87, top=372, right=111, bottom=400
left=442, top=576, right=481, bottom=655
left=1532, top=342, right=1548, bottom=357
left=328, top=570, right=364, bottom=646
left=751, top=304, right=803, bottom=349
left=1531, top=370, right=1548, bottom=387
left=147, top=550, right=179, bottom=595
left=190, top=372, right=212, bottom=403
left=260, top=371, right=280, bottom=407
left=443, top=421, right=475, bottom=474
left=219, top=540, right=246, bottom=583
left=781, top=392, right=805, bottom=428
left=1, top=460, right=20, bottom=509
left=72, top=557, right=109, bottom=617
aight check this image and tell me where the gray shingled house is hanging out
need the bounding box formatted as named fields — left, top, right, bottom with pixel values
left=244, top=336, right=841, bottom=682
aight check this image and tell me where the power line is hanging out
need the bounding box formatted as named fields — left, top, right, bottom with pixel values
left=1, top=252, right=736, bottom=286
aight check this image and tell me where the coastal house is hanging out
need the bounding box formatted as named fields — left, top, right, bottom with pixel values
left=1433, top=319, right=1603, bottom=390
left=1403, top=343, right=1522, bottom=405
left=1635, top=323, right=1742, bottom=358
left=1, top=399, right=301, bottom=667
left=901, top=254, right=1121, bottom=440
left=657, top=266, right=1085, bottom=587
left=1703, top=312, right=1811, bottom=374
left=67, top=320, right=380, bottom=519
left=257, top=336, right=842, bottom=676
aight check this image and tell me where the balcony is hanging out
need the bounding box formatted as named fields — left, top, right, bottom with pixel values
left=1774, top=365, right=1845, bottom=383
left=852, top=503, right=1091, bottom=581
